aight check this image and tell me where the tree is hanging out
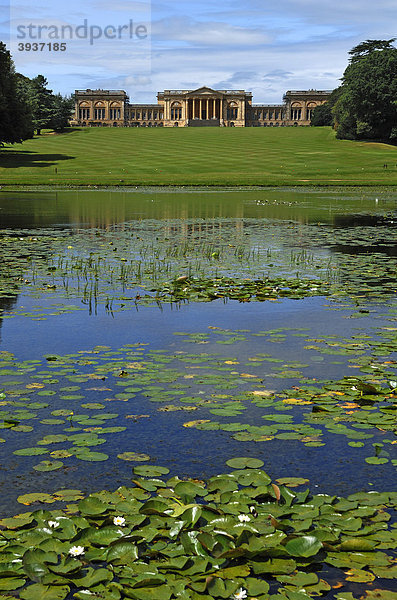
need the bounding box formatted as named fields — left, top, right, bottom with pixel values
left=311, top=87, right=342, bottom=127
left=14, top=73, right=35, bottom=140
left=0, top=42, right=32, bottom=144
left=334, top=39, right=397, bottom=142
left=30, top=75, right=56, bottom=135
left=50, top=94, right=74, bottom=131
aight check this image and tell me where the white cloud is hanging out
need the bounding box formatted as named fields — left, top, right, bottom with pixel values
left=152, top=17, right=272, bottom=46
left=6, top=0, right=396, bottom=107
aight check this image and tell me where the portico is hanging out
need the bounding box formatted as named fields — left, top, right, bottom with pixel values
left=158, top=87, right=249, bottom=127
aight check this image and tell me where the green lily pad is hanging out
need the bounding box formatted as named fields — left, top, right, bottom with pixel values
left=365, top=457, right=389, bottom=465
left=117, top=452, right=150, bottom=462
left=17, top=492, right=56, bottom=505
left=13, top=447, right=49, bottom=456
left=226, top=457, right=265, bottom=469
left=285, top=535, right=323, bottom=557
left=33, top=460, right=64, bottom=472
left=133, top=465, right=170, bottom=477
left=74, top=451, right=109, bottom=462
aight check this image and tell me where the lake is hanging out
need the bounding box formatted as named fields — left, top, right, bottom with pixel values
left=0, top=187, right=396, bottom=518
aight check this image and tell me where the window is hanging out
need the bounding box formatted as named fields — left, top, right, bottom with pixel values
left=171, top=107, right=182, bottom=120
left=227, top=105, right=238, bottom=120
left=291, top=108, right=302, bottom=120
left=79, top=108, right=90, bottom=120
left=94, top=108, right=105, bottom=120
left=109, top=108, right=121, bottom=120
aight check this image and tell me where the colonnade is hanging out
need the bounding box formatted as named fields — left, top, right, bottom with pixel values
left=187, top=98, right=223, bottom=120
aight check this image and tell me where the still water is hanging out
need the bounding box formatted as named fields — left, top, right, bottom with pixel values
left=0, top=187, right=396, bottom=517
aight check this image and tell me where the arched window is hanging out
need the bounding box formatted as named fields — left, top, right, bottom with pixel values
left=227, top=102, right=238, bottom=120
left=306, top=102, right=317, bottom=121
left=79, top=103, right=90, bottom=120
left=171, top=102, right=182, bottom=120
left=291, top=103, right=302, bottom=120
left=109, top=102, right=121, bottom=120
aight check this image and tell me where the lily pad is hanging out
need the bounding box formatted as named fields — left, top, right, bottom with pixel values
left=117, top=452, right=150, bottom=462
left=13, top=447, right=49, bottom=456
left=133, top=465, right=170, bottom=477
left=225, top=457, right=265, bottom=469
left=33, top=460, right=64, bottom=471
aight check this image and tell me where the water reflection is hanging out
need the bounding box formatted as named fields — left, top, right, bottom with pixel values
left=0, top=187, right=395, bottom=230
left=0, top=295, right=18, bottom=341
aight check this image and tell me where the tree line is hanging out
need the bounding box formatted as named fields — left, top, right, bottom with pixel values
left=0, top=42, right=73, bottom=145
left=311, top=39, right=397, bottom=143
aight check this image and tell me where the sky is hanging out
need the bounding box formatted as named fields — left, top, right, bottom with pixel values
left=1, top=0, right=396, bottom=103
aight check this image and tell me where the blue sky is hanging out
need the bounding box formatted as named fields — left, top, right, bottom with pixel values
left=2, top=0, right=397, bottom=102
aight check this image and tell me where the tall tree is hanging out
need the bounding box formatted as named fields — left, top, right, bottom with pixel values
left=0, top=42, right=31, bottom=144
left=30, top=75, right=56, bottom=135
left=14, top=73, right=35, bottom=140
left=334, top=39, right=397, bottom=142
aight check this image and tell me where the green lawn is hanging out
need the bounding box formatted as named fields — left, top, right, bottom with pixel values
left=1, top=126, right=397, bottom=186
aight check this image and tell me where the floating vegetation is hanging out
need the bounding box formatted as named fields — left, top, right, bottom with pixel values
left=0, top=191, right=396, bottom=598
left=0, top=215, right=395, bottom=320
left=0, top=461, right=396, bottom=599
left=0, top=321, right=395, bottom=513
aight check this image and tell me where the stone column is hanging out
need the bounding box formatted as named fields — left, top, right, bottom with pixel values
left=213, top=98, right=216, bottom=119
left=199, top=99, right=202, bottom=119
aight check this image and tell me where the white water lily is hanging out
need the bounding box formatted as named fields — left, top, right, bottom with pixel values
left=113, top=516, right=126, bottom=526
left=232, top=588, right=248, bottom=600
left=68, top=545, right=85, bottom=557
left=238, top=514, right=251, bottom=523
left=389, top=381, right=397, bottom=389
left=79, top=591, right=94, bottom=596
left=42, top=527, right=54, bottom=535
left=48, top=520, right=60, bottom=528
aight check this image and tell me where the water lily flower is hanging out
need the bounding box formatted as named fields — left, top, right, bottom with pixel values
left=42, top=527, right=54, bottom=535
left=79, top=591, right=94, bottom=596
left=68, top=545, right=85, bottom=557
left=389, top=381, right=397, bottom=389
left=238, top=514, right=251, bottom=523
left=113, top=516, right=126, bottom=526
left=48, top=520, right=60, bottom=528
left=232, top=588, right=247, bottom=600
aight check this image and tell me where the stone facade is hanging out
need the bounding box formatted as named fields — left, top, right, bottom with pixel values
left=70, top=87, right=331, bottom=128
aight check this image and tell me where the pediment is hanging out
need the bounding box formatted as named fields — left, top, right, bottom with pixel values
left=187, top=86, right=221, bottom=96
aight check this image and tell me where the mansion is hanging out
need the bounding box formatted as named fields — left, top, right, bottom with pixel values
left=70, top=87, right=331, bottom=128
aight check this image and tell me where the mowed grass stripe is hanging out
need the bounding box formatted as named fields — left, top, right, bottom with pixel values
left=1, top=126, right=397, bottom=186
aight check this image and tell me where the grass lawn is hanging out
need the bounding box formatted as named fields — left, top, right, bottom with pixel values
left=1, top=126, right=397, bottom=187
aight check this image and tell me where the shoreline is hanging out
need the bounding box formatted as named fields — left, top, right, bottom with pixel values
left=2, top=182, right=397, bottom=192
